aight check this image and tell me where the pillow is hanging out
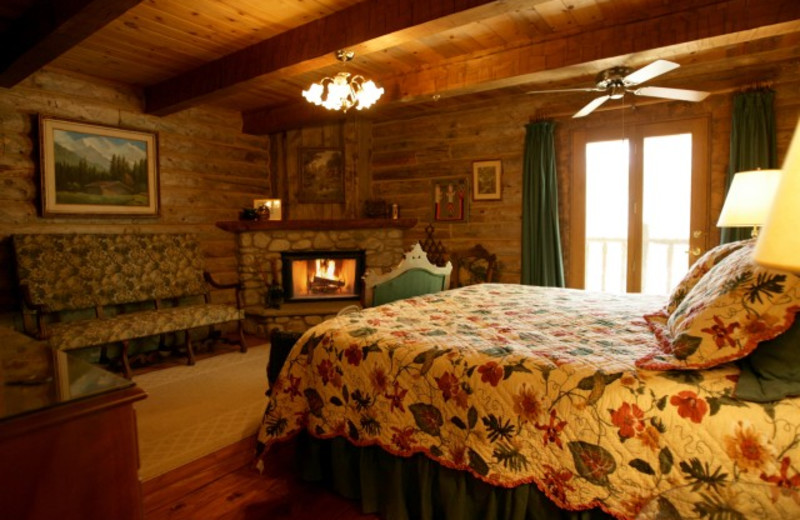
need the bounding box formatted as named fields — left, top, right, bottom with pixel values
left=638, top=241, right=800, bottom=370
left=664, top=239, right=752, bottom=315
left=734, top=313, right=800, bottom=402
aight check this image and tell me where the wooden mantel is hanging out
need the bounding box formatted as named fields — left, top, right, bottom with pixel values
left=216, top=218, right=417, bottom=233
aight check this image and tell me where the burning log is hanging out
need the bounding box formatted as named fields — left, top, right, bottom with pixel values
left=309, top=275, right=345, bottom=294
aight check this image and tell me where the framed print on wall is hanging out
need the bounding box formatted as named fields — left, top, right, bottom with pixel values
left=39, top=116, right=159, bottom=217
left=298, top=147, right=345, bottom=203
left=433, top=177, right=469, bottom=222
left=472, top=160, right=502, bottom=200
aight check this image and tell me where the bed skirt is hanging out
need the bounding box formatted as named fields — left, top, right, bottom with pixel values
left=294, top=434, right=614, bottom=520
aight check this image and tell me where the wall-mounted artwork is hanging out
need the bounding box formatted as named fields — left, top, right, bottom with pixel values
left=39, top=116, right=159, bottom=217
left=472, top=160, right=502, bottom=200
left=433, top=177, right=469, bottom=222
left=298, top=148, right=344, bottom=203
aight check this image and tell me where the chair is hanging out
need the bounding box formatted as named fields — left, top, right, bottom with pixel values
left=450, top=244, right=497, bottom=287
left=363, top=243, right=452, bottom=306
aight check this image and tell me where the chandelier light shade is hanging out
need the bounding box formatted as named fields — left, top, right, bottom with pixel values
left=754, top=118, right=800, bottom=271
left=302, top=50, right=384, bottom=112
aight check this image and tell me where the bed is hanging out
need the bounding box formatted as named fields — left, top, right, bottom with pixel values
left=257, top=239, right=800, bottom=520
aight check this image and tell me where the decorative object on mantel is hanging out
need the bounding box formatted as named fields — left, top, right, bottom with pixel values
left=302, top=50, right=384, bottom=112
left=420, top=223, right=449, bottom=267
left=433, top=177, right=468, bottom=222
left=254, top=198, right=282, bottom=220
left=472, top=160, right=502, bottom=200
left=298, top=148, right=344, bottom=203
left=39, top=116, right=159, bottom=217
left=364, top=198, right=388, bottom=218
left=240, top=208, right=259, bottom=220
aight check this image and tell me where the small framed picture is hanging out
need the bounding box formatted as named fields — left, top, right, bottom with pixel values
left=433, top=177, right=468, bottom=222
left=472, top=160, right=502, bottom=201
left=253, top=198, right=282, bottom=220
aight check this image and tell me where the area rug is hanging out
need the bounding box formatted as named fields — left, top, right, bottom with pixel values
left=133, top=344, right=270, bottom=481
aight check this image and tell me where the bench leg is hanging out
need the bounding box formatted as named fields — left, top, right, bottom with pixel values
left=121, top=340, right=132, bottom=379
left=185, top=330, right=196, bottom=366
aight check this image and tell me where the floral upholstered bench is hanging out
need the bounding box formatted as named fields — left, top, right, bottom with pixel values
left=13, top=233, right=245, bottom=378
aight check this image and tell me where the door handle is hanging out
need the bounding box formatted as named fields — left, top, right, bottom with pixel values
left=686, top=247, right=702, bottom=256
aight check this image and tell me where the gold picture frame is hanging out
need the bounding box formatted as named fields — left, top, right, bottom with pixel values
left=39, top=116, right=159, bottom=217
left=472, top=160, right=502, bottom=201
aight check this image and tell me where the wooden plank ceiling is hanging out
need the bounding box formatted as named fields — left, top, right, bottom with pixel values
left=0, top=0, right=798, bottom=135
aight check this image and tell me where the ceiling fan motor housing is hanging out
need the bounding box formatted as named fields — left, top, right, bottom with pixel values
left=595, top=66, right=634, bottom=99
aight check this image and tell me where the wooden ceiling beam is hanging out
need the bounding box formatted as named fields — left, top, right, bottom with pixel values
left=144, top=0, right=545, bottom=117
left=0, top=0, right=144, bottom=88
left=243, top=0, right=800, bottom=135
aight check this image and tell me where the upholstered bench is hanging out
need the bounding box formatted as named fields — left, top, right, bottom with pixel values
left=13, top=233, right=245, bottom=378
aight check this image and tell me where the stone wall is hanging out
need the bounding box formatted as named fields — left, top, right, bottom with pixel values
left=237, top=227, right=407, bottom=336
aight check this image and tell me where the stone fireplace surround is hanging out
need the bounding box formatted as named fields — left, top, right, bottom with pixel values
left=218, top=219, right=416, bottom=337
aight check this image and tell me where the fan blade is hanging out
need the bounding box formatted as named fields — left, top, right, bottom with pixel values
left=527, top=87, right=603, bottom=94
left=623, top=59, right=679, bottom=86
left=573, top=95, right=610, bottom=118
left=633, top=86, right=710, bottom=102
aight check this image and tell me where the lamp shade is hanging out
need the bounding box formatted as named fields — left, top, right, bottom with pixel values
left=717, top=169, right=781, bottom=228
left=754, top=118, right=800, bottom=271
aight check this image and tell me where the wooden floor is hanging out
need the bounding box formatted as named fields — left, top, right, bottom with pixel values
left=142, top=434, right=380, bottom=520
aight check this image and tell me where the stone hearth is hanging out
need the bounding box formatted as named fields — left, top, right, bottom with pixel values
left=219, top=219, right=415, bottom=337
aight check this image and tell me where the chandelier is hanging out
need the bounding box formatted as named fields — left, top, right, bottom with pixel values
left=302, top=50, right=384, bottom=112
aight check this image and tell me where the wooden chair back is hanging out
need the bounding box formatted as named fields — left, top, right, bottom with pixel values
left=451, top=244, right=497, bottom=287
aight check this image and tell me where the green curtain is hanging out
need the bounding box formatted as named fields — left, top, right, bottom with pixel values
left=521, top=121, right=565, bottom=287
left=720, top=89, right=777, bottom=244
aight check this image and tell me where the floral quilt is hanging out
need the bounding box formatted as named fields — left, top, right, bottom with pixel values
left=257, top=284, right=800, bottom=520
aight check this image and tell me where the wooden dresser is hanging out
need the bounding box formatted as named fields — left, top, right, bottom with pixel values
left=0, top=327, right=147, bottom=520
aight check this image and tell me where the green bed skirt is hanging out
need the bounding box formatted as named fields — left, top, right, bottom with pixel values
left=294, top=434, right=614, bottom=520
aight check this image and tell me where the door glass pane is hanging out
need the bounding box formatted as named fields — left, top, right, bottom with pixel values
left=641, top=133, right=692, bottom=295
left=585, top=140, right=629, bottom=293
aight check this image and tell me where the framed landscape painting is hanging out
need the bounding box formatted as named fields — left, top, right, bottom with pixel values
left=472, top=160, right=502, bottom=200
left=39, top=116, right=159, bottom=217
left=297, top=147, right=345, bottom=203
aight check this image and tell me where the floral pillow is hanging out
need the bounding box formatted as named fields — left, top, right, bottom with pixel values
left=638, top=241, right=800, bottom=370
left=663, top=239, right=753, bottom=315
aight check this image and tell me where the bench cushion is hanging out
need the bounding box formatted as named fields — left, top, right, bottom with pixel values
left=46, top=304, right=244, bottom=351
left=13, top=234, right=209, bottom=312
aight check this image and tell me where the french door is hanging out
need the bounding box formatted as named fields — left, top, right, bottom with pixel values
left=569, top=117, right=710, bottom=294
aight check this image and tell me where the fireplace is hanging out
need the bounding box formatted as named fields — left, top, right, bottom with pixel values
left=281, top=250, right=366, bottom=302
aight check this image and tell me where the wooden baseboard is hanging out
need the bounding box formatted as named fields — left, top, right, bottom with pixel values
left=142, top=435, right=258, bottom=514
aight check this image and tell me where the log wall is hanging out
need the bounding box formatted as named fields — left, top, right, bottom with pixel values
left=269, top=118, right=372, bottom=221
left=0, top=68, right=271, bottom=323
left=369, top=79, right=800, bottom=285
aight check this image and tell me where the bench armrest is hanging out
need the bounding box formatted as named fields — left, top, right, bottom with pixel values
left=204, top=272, right=244, bottom=308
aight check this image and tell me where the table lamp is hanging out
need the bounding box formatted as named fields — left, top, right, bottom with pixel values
left=754, top=118, right=800, bottom=271
left=717, top=169, right=781, bottom=237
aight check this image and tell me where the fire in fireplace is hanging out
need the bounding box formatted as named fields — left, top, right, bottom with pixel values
left=281, top=250, right=366, bottom=302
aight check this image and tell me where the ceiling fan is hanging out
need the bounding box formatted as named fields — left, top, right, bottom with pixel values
left=528, top=60, right=710, bottom=118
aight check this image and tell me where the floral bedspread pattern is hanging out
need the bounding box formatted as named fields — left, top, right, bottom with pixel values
left=257, top=284, right=800, bottom=520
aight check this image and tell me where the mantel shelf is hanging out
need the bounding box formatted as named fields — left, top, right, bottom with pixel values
left=216, top=218, right=417, bottom=233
